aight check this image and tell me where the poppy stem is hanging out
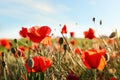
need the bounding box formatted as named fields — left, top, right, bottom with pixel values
left=94, top=69, right=97, bottom=80
left=61, top=33, right=71, bottom=53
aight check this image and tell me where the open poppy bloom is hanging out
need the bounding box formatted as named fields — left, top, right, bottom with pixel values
left=25, top=56, right=52, bottom=73
left=19, top=26, right=51, bottom=43
left=82, top=49, right=106, bottom=71
left=83, top=28, right=96, bottom=39
left=27, top=26, right=51, bottom=43
left=0, top=39, right=11, bottom=50
left=61, top=24, right=67, bottom=34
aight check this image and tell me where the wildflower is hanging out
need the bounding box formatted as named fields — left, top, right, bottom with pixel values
left=74, top=47, right=81, bottom=54
left=70, top=40, right=77, bottom=46
left=25, top=56, right=52, bottom=73
left=12, top=46, right=26, bottom=59
left=19, top=26, right=51, bottom=43
left=61, top=24, right=67, bottom=34
left=0, top=39, right=11, bottom=50
left=19, top=27, right=28, bottom=37
left=110, top=77, right=117, bottom=80
left=83, top=28, right=96, bottom=39
left=27, top=26, right=51, bottom=43
left=37, top=26, right=51, bottom=38
left=82, top=49, right=106, bottom=71
left=70, top=32, right=74, bottom=37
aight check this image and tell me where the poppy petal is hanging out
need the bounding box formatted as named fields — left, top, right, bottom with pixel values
left=27, top=33, right=44, bottom=43
left=97, top=56, right=106, bottom=71
left=37, top=26, right=51, bottom=37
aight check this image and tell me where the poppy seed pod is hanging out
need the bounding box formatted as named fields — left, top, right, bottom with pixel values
left=100, top=20, right=102, bottom=25
left=63, top=44, right=67, bottom=51
left=11, top=47, right=16, bottom=55
left=109, top=32, right=116, bottom=38
left=18, top=50, right=21, bottom=57
left=14, top=39, right=17, bottom=43
left=2, top=52, right=4, bottom=57
left=92, top=17, right=95, bottom=23
left=28, top=58, right=34, bottom=68
left=2, top=61, right=6, bottom=67
left=59, top=37, right=63, bottom=45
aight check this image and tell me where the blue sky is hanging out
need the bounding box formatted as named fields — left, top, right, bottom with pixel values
left=0, top=0, right=120, bottom=38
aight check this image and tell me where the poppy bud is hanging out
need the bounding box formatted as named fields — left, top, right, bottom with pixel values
left=14, top=39, right=17, bottom=43
left=59, top=37, right=63, bottom=45
left=109, top=32, right=116, bottom=38
left=2, top=61, right=6, bottom=67
left=11, top=47, right=16, bottom=55
left=18, top=50, right=21, bottom=57
left=100, top=20, right=102, bottom=25
left=63, top=44, right=67, bottom=51
left=92, top=17, right=95, bottom=23
left=28, top=58, right=34, bottom=68
left=2, top=52, right=4, bottom=57
left=104, top=53, right=109, bottom=62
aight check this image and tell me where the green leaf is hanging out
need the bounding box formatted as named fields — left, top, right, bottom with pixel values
left=39, top=72, right=44, bottom=80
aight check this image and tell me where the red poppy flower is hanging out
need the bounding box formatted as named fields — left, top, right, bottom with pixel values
left=0, top=39, right=10, bottom=50
left=27, top=32, right=44, bottom=43
left=70, top=32, right=74, bottom=37
left=37, top=26, right=51, bottom=38
left=83, top=28, right=96, bottom=39
left=82, top=49, right=106, bottom=71
left=70, top=40, right=77, bottom=46
left=110, top=77, right=117, bottom=80
left=61, top=24, right=67, bottom=34
left=27, top=26, right=51, bottom=43
left=14, top=46, right=26, bottom=59
left=74, top=47, right=81, bottom=54
left=19, top=27, right=28, bottom=37
left=25, top=56, right=52, bottom=73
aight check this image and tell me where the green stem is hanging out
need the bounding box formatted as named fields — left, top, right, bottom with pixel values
left=58, top=51, right=61, bottom=71
left=60, top=51, right=66, bottom=61
left=94, top=69, right=97, bottom=80
left=40, top=72, right=44, bottom=80
left=61, top=34, right=71, bottom=52
left=4, top=68, right=7, bottom=80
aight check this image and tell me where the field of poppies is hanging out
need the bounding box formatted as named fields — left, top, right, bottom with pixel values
left=0, top=18, right=120, bottom=80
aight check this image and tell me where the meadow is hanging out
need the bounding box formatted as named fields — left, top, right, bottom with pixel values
left=0, top=20, right=120, bottom=80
